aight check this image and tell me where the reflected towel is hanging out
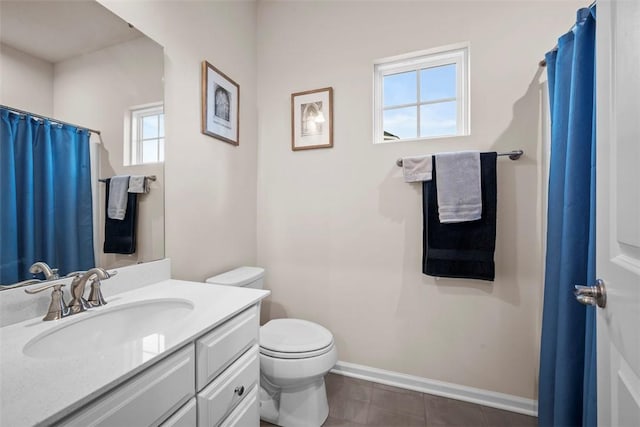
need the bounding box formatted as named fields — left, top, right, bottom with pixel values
left=402, top=155, right=433, bottom=182
left=423, top=152, right=497, bottom=281
left=434, top=151, right=482, bottom=223
left=107, top=175, right=130, bottom=220
left=104, top=178, right=138, bottom=254
left=128, top=175, right=149, bottom=194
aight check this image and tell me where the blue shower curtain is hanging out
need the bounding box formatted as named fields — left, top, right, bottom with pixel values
left=539, top=6, right=596, bottom=427
left=0, top=108, right=95, bottom=284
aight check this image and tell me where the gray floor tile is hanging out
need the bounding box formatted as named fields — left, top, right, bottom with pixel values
left=329, top=397, right=370, bottom=424
left=424, top=394, right=485, bottom=426
left=373, top=382, right=425, bottom=397
left=367, top=404, right=428, bottom=426
left=481, top=406, right=537, bottom=427
left=327, top=373, right=374, bottom=402
left=323, top=416, right=368, bottom=426
left=371, top=387, right=426, bottom=418
left=262, top=375, right=538, bottom=427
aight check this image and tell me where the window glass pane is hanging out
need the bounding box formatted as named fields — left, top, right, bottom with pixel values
left=384, top=107, right=417, bottom=140
left=143, top=115, right=159, bottom=139
left=420, top=101, right=457, bottom=137
left=420, top=64, right=456, bottom=102
left=159, top=114, right=164, bottom=138
left=383, top=71, right=417, bottom=107
left=159, top=138, right=165, bottom=162
left=142, top=139, right=159, bottom=163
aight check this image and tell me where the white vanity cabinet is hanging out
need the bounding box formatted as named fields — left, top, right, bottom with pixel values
left=56, top=305, right=260, bottom=427
left=196, top=305, right=260, bottom=426
left=58, top=345, right=196, bottom=427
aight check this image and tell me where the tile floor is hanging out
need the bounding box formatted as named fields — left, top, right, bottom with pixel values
left=260, top=373, right=537, bottom=427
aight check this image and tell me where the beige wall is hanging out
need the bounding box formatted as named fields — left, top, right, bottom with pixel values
left=255, top=0, right=583, bottom=400
left=98, top=0, right=259, bottom=280
left=97, top=0, right=586, bottom=401
left=53, top=36, right=165, bottom=269
left=0, top=43, right=53, bottom=116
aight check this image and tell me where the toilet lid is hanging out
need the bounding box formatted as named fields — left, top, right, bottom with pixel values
left=260, top=319, right=334, bottom=354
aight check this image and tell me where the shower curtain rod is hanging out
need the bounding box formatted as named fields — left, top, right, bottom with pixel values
left=0, top=104, right=101, bottom=135
left=539, top=0, right=596, bottom=67
left=395, top=149, right=523, bottom=167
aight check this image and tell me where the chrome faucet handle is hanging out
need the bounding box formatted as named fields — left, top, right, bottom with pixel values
left=87, top=270, right=117, bottom=307
left=25, top=282, right=70, bottom=321
left=3, top=278, right=42, bottom=290
left=87, top=278, right=107, bottom=307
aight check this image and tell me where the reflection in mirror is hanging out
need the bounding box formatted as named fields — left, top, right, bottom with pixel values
left=0, top=0, right=165, bottom=287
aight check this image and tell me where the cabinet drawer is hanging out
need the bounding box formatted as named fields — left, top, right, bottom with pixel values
left=197, top=345, right=259, bottom=427
left=219, top=386, right=258, bottom=427
left=160, top=398, right=196, bottom=427
left=196, top=305, right=259, bottom=390
left=58, top=345, right=195, bottom=427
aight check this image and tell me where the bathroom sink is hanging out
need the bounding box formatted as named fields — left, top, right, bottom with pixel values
left=23, top=299, right=194, bottom=359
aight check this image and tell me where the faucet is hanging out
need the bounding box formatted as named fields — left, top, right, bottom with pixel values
left=29, top=262, right=59, bottom=280
left=67, top=268, right=114, bottom=314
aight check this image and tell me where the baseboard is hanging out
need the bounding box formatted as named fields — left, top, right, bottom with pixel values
left=330, top=361, right=538, bottom=417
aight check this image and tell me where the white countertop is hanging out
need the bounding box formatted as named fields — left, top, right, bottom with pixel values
left=0, top=279, right=270, bottom=426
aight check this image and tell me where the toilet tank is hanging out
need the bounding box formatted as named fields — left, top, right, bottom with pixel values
left=205, top=266, right=265, bottom=289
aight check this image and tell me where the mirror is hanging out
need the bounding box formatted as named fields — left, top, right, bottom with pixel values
left=0, top=0, right=165, bottom=286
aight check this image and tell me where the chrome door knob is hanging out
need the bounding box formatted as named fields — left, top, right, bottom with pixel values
left=574, top=279, right=607, bottom=308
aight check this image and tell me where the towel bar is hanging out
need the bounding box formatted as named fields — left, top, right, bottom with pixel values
left=396, top=150, right=523, bottom=167
left=98, top=175, right=157, bottom=183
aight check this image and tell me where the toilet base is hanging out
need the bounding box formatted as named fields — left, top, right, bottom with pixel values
left=260, top=378, right=329, bottom=427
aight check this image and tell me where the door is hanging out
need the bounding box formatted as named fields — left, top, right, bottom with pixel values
left=595, top=0, right=640, bottom=425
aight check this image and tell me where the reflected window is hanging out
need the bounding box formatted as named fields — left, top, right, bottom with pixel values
left=126, top=103, right=164, bottom=165
left=374, top=44, right=469, bottom=143
left=142, top=333, right=166, bottom=362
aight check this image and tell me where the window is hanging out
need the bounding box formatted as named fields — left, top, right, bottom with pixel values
left=374, top=43, right=469, bottom=143
left=125, top=103, right=164, bottom=165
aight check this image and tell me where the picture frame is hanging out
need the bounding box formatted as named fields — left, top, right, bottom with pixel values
left=291, top=87, right=333, bottom=151
left=201, top=61, right=239, bottom=145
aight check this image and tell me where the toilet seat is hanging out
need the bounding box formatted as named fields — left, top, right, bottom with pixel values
left=260, top=318, right=334, bottom=359
left=260, top=342, right=334, bottom=359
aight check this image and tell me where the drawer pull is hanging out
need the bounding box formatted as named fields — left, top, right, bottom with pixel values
left=234, top=386, right=245, bottom=397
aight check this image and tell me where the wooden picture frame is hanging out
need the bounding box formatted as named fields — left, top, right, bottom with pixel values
left=201, top=61, right=239, bottom=145
left=291, top=87, right=333, bottom=151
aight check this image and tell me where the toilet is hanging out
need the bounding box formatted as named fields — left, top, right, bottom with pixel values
left=206, top=267, right=338, bottom=427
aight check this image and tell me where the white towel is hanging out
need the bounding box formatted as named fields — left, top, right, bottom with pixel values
left=107, top=175, right=130, bottom=220
left=128, top=175, right=149, bottom=194
left=402, top=155, right=433, bottom=182
left=435, top=151, right=482, bottom=223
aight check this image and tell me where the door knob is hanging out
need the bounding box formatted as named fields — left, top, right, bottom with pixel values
left=574, top=279, right=606, bottom=308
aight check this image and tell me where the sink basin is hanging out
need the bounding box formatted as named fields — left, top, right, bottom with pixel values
left=23, top=299, right=194, bottom=359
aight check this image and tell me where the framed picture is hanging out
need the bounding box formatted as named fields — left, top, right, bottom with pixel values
left=201, top=61, right=239, bottom=145
left=291, top=87, right=333, bottom=151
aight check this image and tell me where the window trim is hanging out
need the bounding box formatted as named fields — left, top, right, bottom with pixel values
left=373, top=42, right=470, bottom=144
left=124, top=102, right=164, bottom=166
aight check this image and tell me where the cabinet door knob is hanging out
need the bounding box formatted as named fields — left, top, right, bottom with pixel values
left=234, top=386, right=245, bottom=396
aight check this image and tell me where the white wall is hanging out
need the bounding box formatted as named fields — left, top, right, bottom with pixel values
left=54, top=36, right=165, bottom=269
left=98, top=0, right=258, bottom=280
left=256, top=0, right=583, bottom=400
left=0, top=43, right=53, bottom=116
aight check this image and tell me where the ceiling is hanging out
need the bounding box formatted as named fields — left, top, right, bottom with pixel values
left=0, top=0, right=144, bottom=63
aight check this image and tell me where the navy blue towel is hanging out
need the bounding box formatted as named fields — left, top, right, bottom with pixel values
left=103, top=178, right=138, bottom=254
left=422, top=152, right=497, bottom=281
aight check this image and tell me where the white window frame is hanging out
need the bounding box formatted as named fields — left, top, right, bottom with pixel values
left=124, top=102, right=164, bottom=166
left=373, top=42, right=470, bottom=144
